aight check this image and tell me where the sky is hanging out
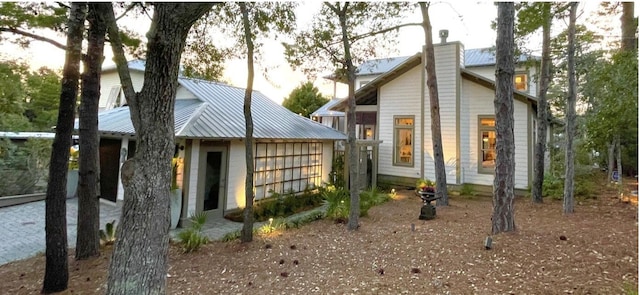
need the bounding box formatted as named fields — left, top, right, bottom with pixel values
left=0, top=2, right=622, bottom=105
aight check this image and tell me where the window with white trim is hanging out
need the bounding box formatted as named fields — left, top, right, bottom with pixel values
left=514, top=73, right=528, bottom=91
left=478, top=116, right=496, bottom=173
left=393, top=116, right=414, bottom=166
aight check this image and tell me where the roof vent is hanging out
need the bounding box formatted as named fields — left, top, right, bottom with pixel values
left=439, top=29, right=449, bottom=44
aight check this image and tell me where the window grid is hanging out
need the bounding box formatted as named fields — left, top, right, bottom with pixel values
left=254, top=142, right=323, bottom=200
left=393, top=116, right=414, bottom=167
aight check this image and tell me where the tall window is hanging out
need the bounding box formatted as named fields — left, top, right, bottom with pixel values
left=514, top=73, right=528, bottom=91
left=478, top=116, right=496, bottom=173
left=393, top=116, right=414, bottom=166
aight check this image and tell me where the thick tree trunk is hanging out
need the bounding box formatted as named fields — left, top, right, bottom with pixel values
left=563, top=2, right=578, bottom=214
left=76, top=2, right=108, bottom=260
left=42, top=3, right=86, bottom=293
left=531, top=3, right=552, bottom=204
left=240, top=2, right=256, bottom=243
left=491, top=2, right=517, bottom=235
left=105, top=4, right=213, bottom=294
left=420, top=3, right=449, bottom=206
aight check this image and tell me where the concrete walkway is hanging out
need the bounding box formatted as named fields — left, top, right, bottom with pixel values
left=0, top=198, right=327, bottom=266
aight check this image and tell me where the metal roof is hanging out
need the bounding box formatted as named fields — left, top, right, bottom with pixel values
left=101, top=60, right=146, bottom=72
left=356, top=56, right=413, bottom=76
left=89, top=77, right=346, bottom=141
left=310, top=98, right=345, bottom=117
left=464, top=48, right=535, bottom=67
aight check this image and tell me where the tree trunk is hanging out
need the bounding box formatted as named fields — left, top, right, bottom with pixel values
left=76, top=2, right=108, bottom=260
left=621, top=2, right=637, bottom=52
left=420, top=3, right=449, bottom=206
left=42, top=3, right=86, bottom=293
left=616, top=136, right=622, bottom=186
left=240, top=2, right=256, bottom=243
left=105, top=4, right=213, bottom=294
left=334, top=4, right=360, bottom=231
left=491, top=2, right=517, bottom=235
left=563, top=2, right=578, bottom=214
left=531, top=3, right=552, bottom=204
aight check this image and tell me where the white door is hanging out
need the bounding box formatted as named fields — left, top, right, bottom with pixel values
left=198, top=146, right=227, bottom=219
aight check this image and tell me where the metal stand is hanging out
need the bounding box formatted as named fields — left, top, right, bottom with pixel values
left=418, top=191, right=441, bottom=220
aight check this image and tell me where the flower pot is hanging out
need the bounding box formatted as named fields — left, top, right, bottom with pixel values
left=170, top=188, right=183, bottom=229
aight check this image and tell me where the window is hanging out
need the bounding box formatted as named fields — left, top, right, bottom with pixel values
left=514, top=73, right=528, bottom=91
left=393, top=116, right=414, bottom=166
left=253, top=142, right=323, bottom=200
left=478, top=116, right=496, bottom=173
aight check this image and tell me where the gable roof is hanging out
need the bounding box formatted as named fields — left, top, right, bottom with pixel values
left=88, top=65, right=346, bottom=141
left=332, top=51, right=537, bottom=110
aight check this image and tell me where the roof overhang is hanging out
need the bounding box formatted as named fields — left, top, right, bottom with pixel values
left=333, top=53, right=422, bottom=110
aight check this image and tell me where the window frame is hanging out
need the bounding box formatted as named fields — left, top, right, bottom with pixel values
left=477, top=115, right=496, bottom=174
left=514, top=72, right=528, bottom=92
left=393, top=115, right=415, bottom=167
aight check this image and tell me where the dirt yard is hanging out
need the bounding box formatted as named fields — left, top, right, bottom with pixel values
left=1, top=178, right=637, bottom=294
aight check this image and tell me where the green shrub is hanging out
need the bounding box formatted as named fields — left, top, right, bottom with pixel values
left=229, top=189, right=325, bottom=222
left=460, top=183, right=475, bottom=196
left=543, top=173, right=597, bottom=200
left=359, top=187, right=391, bottom=216
left=99, top=220, right=117, bottom=246
left=321, top=185, right=350, bottom=223
left=0, top=138, right=51, bottom=196
left=177, top=212, right=209, bottom=253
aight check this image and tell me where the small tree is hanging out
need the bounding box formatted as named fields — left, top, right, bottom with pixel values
left=282, top=81, right=329, bottom=118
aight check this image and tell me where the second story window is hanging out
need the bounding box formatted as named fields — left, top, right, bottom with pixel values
left=514, top=73, right=528, bottom=91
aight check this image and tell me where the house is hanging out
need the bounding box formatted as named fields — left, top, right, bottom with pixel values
left=324, top=39, right=543, bottom=194
left=90, top=61, right=346, bottom=225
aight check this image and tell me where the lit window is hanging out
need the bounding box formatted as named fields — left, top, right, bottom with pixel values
left=393, top=116, right=414, bottom=166
left=478, top=117, right=496, bottom=173
left=514, top=73, right=527, bottom=91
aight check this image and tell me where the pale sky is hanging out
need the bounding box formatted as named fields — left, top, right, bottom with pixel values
left=0, top=1, right=620, bottom=104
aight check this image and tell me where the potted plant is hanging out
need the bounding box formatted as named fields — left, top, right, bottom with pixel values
left=170, top=157, right=183, bottom=229
left=416, top=178, right=436, bottom=194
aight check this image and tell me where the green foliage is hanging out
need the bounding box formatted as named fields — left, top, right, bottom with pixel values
left=415, top=178, right=435, bottom=189
left=322, top=185, right=389, bottom=221
left=0, top=59, right=61, bottom=131
left=258, top=217, right=287, bottom=235
left=460, top=183, right=476, bottom=196
left=99, top=220, right=117, bottom=246
left=177, top=212, right=209, bottom=253
left=321, top=184, right=350, bottom=223
left=226, top=189, right=324, bottom=222
left=0, top=138, right=50, bottom=196
left=329, top=152, right=345, bottom=188
left=282, top=82, right=329, bottom=117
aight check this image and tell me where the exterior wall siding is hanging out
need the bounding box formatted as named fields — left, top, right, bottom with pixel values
left=460, top=80, right=530, bottom=189
left=378, top=66, right=423, bottom=179
left=466, top=65, right=538, bottom=97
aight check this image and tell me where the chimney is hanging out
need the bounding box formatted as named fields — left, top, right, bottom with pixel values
left=439, top=29, right=449, bottom=44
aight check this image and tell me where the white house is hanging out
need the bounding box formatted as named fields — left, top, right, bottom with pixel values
left=89, top=61, right=346, bottom=225
left=325, top=41, right=542, bottom=194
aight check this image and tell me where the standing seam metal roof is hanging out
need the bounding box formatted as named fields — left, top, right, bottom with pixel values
left=90, top=75, right=346, bottom=141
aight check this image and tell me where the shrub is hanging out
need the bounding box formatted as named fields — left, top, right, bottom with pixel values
left=321, top=185, right=350, bottom=223
left=460, top=183, right=475, bottom=196
left=359, top=187, right=391, bottom=216
left=0, top=138, right=50, bottom=196
left=228, top=189, right=325, bottom=222
left=177, top=212, right=209, bottom=253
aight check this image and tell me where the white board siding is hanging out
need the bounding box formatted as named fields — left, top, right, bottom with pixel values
left=378, top=66, right=423, bottom=179
left=100, top=71, right=197, bottom=110
left=466, top=65, right=538, bottom=97
left=99, top=71, right=146, bottom=110
left=460, top=81, right=530, bottom=189
left=423, top=43, right=461, bottom=182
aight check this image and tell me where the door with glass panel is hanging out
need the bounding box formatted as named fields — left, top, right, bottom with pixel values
left=198, top=146, right=227, bottom=219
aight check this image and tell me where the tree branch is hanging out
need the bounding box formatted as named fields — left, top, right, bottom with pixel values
left=115, top=3, right=139, bottom=21
left=350, top=22, right=422, bottom=42
left=0, top=27, right=67, bottom=51
left=104, top=6, right=138, bottom=116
